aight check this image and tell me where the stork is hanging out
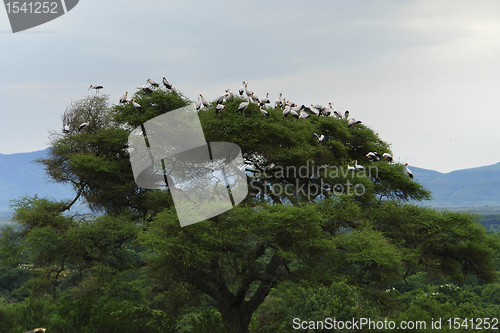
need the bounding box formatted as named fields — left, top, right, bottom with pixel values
left=299, top=111, right=310, bottom=119
left=274, top=92, right=283, bottom=108
left=196, top=96, right=202, bottom=111
left=200, top=94, right=209, bottom=107
left=354, top=160, right=364, bottom=171
left=63, top=123, right=70, bottom=134
left=163, top=77, right=173, bottom=90
left=259, top=105, right=269, bottom=118
left=119, top=92, right=128, bottom=104
left=147, top=78, right=159, bottom=87
left=344, top=110, right=349, bottom=119
left=238, top=98, right=251, bottom=119
left=405, top=163, right=414, bottom=178
left=313, top=133, right=325, bottom=143
left=383, top=153, right=393, bottom=162
left=88, top=85, right=103, bottom=95
left=348, top=119, right=362, bottom=127
left=239, top=81, right=246, bottom=96
left=142, top=85, right=153, bottom=94
left=283, top=105, right=291, bottom=118
left=260, top=93, right=270, bottom=106
left=130, top=98, right=141, bottom=114
left=216, top=104, right=225, bottom=119
left=78, top=122, right=89, bottom=132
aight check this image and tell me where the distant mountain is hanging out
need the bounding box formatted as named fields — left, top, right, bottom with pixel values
left=0, top=149, right=75, bottom=213
left=1, top=149, right=499, bottom=214
left=411, top=163, right=500, bottom=207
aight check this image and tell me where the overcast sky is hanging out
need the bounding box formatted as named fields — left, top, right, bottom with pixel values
left=1, top=0, right=499, bottom=173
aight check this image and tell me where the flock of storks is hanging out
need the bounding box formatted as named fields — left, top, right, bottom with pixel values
left=68, top=79, right=414, bottom=179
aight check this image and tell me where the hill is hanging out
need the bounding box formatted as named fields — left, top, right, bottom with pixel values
left=0, top=148, right=76, bottom=214
left=411, top=162, right=500, bottom=208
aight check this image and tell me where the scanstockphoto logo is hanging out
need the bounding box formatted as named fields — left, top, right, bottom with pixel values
left=3, top=0, right=79, bottom=33
left=128, top=104, right=248, bottom=228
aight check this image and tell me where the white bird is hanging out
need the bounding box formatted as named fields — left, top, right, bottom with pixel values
left=63, top=123, right=70, bottom=134
left=299, top=111, right=310, bottom=119
left=78, top=122, right=89, bottom=132
left=306, top=104, right=319, bottom=116
left=238, top=98, right=251, bottom=118
left=200, top=94, right=209, bottom=107
left=283, top=105, right=291, bottom=118
left=313, top=133, right=325, bottom=143
left=142, top=85, right=153, bottom=94
left=214, top=93, right=226, bottom=105
left=274, top=93, right=283, bottom=108
left=383, top=153, right=393, bottom=162
left=239, top=81, right=246, bottom=96
left=290, top=110, right=299, bottom=118
left=260, top=93, right=270, bottom=105
left=259, top=105, right=269, bottom=118
left=346, top=164, right=356, bottom=172
left=130, top=98, right=141, bottom=114
left=405, top=163, right=414, bottom=178
left=244, top=82, right=254, bottom=98
left=196, top=96, right=202, bottom=111
left=225, top=89, right=234, bottom=99
left=344, top=110, right=350, bottom=119
left=88, top=85, right=103, bottom=95
left=147, top=78, right=159, bottom=87
left=119, top=92, right=128, bottom=104
left=354, top=159, right=364, bottom=171
left=216, top=104, right=225, bottom=118
left=348, top=119, right=362, bottom=127
left=251, top=92, right=259, bottom=103
left=163, top=77, right=172, bottom=90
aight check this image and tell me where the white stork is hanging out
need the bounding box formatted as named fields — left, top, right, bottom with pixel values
left=162, top=77, right=172, bottom=90
left=274, top=92, right=283, bottom=108
left=405, top=163, right=414, bottom=178
left=344, top=110, right=349, bottom=119
left=142, top=85, right=153, bottom=94
left=283, top=105, right=291, bottom=118
left=200, top=94, right=209, bottom=107
left=196, top=96, right=202, bottom=111
left=63, top=123, right=70, bottom=134
left=299, top=111, right=310, bottom=119
left=119, top=92, right=128, bottom=104
left=348, top=119, right=362, bottom=127
left=260, top=93, right=270, bottom=105
left=313, top=133, right=325, bottom=143
left=147, top=78, right=159, bottom=87
left=244, top=82, right=254, bottom=98
left=216, top=104, right=225, bottom=119
left=239, top=81, right=246, bottom=96
left=238, top=98, right=251, bottom=118
left=78, top=122, right=89, bottom=132
left=383, top=153, right=393, bottom=162
left=88, top=85, right=103, bottom=95
left=354, top=160, right=364, bottom=171
left=130, top=98, right=141, bottom=114
left=259, top=105, right=269, bottom=118
left=346, top=164, right=356, bottom=172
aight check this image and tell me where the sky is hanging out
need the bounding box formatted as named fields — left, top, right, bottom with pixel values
left=1, top=0, right=499, bottom=173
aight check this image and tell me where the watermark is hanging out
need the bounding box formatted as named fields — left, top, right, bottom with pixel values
left=128, top=104, right=248, bottom=227
left=4, top=0, right=79, bottom=33
left=128, top=104, right=376, bottom=227
left=248, top=160, right=377, bottom=200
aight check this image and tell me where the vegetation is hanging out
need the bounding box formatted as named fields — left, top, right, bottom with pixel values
left=1, top=87, right=500, bottom=332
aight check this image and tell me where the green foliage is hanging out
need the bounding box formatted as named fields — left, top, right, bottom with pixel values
left=1, top=86, right=499, bottom=333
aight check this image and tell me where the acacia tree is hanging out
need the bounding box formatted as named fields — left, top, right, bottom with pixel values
left=4, top=87, right=499, bottom=332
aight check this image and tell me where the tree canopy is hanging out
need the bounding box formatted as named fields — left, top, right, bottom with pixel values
left=1, top=85, right=498, bottom=333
